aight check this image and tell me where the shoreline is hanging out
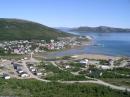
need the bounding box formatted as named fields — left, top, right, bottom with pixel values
left=70, top=53, right=121, bottom=60
left=35, top=48, right=121, bottom=61
left=43, top=44, right=120, bottom=60
left=34, top=38, right=126, bottom=60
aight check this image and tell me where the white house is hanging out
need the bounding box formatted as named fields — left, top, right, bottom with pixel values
left=17, top=69, right=24, bottom=74
left=36, top=72, right=42, bottom=76
left=65, top=65, right=71, bottom=69
left=29, top=66, right=36, bottom=72
left=100, top=65, right=111, bottom=70
left=30, top=68, right=36, bottom=72
left=20, top=72, right=28, bottom=77
left=3, top=73, right=10, bottom=79
left=13, top=49, right=20, bottom=54
left=24, top=57, right=28, bottom=60
left=80, top=59, right=89, bottom=65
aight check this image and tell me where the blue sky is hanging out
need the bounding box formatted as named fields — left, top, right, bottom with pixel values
left=0, top=0, right=130, bottom=28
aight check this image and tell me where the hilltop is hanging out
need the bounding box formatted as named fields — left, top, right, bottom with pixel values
left=69, top=26, right=130, bottom=32
left=0, top=18, right=71, bottom=40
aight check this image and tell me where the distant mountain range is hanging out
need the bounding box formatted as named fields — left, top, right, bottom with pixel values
left=0, top=18, right=71, bottom=40
left=57, top=26, right=130, bottom=32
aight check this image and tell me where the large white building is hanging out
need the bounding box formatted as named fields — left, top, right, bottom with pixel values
left=80, top=59, right=89, bottom=65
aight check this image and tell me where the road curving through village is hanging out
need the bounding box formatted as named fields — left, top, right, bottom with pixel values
left=22, top=59, right=130, bottom=92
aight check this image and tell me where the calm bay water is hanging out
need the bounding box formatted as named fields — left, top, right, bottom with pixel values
left=48, top=31, right=130, bottom=57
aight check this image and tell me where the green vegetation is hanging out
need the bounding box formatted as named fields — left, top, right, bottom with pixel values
left=37, top=62, right=87, bottom=81
left=0, top=47, right=12, bottom=55
left=0, top=48, right=6, bottom=54
left=67, top=62, right=84, bottom=72
left=69, top=62, right=85, bottom=68
left=101, top=71, right=127, bottom=78
left=0, top=54, right=24, bottom=60
left=87, top=68, right=130, bottom=78
left=68, top=67, right=81, bottom=72
left=87, top=68, right=130, bottom=87
left=0, top=78, right=130, bottom=97
left=61, top=56, right=72, bottom=60
left=45, top=71, right=87, bottom=81
left=101, top=68, right=130, bottom=78
left=87, top=68, right=102, bottom=78
left=112, top=68, right=130, bottom=75
left=102, top=78, right=130, bottom=87
left=0, top=18, right=71, bottom=40
left=100, top=68, right=130, bottom=87
left=99, top=60, right=109, bottom=65
left=0, top=47, right=23, bottom=57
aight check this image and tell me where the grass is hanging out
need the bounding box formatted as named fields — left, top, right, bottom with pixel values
left=37, top=62, right=88, bottom=81
left=87, top=68, right=130, bottom=88
left=87, top=68, right=130, bottom=78
left=112, top=68, right=130, bottom=75
left=0, top=54, right=24, bottom=60
left=102, top=78, right=130, bottom=88
left=69, top=62, right=85, bottom=68
left=0, top=78, right=130, bottom=97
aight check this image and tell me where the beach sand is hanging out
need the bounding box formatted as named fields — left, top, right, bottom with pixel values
left=71, top=54, right=120, bottom=60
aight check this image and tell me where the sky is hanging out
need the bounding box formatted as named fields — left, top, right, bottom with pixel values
left=0, top=0, right=130, bottom=28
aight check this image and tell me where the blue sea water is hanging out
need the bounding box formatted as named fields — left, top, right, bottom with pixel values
left=48, top=31, right=130, bottom=57
left=76, top=32, right=130, bottom=56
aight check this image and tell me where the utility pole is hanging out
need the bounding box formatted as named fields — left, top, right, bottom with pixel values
left=30, top=52, right=34, bottom=60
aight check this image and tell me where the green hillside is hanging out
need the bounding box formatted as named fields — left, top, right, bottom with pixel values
left=0, top=18, right=70, bottom=40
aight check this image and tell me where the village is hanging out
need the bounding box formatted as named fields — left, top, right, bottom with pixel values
left=0, top=36, right=130, bottom=91
left=0, top=36, right=90, bottom=55
left=0, top=52, right=130, bottom=81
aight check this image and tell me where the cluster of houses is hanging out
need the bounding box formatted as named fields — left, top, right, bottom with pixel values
left=0, top=37, right=86, bottom=54
left=79, top=58, right=114, bottom=70
left=1, top=62, right=29, bottom=79
left=58, top=58, right=115, bottom=71
left=0, top=40, right=33, bottom=54
left=28, top=65, right=42, bottom=76
left=13, top=63, right=29, bottom=77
